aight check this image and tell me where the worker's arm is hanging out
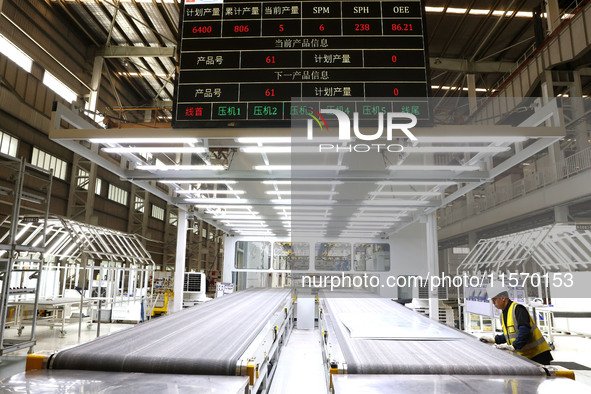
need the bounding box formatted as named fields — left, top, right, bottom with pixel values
left=511, top=305, right=532, bottom=350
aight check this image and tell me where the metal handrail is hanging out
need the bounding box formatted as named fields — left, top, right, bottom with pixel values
left=486, top=0, right=589, bottom=97
left=439, top=146, right=591, bottom=227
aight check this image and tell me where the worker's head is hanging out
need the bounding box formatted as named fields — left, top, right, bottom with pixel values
left=487, top=286, right=511, bottom=310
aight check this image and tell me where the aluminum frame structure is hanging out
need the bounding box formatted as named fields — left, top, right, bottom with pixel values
left=457, top=224, right=591, bottom=274
left=0, top=214, right=155, bottom=343
left=0, top=156, right=52, bottom=355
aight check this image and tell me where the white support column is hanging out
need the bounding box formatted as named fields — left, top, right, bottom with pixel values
left=172, top=209, right=187, bottom=313
left=426, top=212, right=439, bottom=321
left=88, top=57, right=104, bottom=114
left=545, top=0, right=561, bottom=34
left=466, top=74, right=477, bottom=115
left=541, top=71, right=554, bottom=103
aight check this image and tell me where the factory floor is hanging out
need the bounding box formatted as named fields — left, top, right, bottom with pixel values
left=1, top=320, right=591, bottom=391
left=269, top=328, right=327, bottom=394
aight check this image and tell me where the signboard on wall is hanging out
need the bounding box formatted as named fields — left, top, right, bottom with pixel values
left=174, top=0, right=430, bottom=126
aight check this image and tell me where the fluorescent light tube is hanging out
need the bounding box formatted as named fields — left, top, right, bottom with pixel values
left=368, top=191, right=441, bottom=197
left=161, top=180, right=237, bottom=184
left=90, top=138, right=199, bottom=144
left=387, top=165, right=480, bottom=171
left=236, top=137, right=291, bottom=143
left=177, top=190, right=245, bottom=194
left=241, top=147, right=291, bottom=153
left=103, top=147, right=207, bottom=153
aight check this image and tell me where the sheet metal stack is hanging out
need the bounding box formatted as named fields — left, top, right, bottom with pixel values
left=320, top=291, right=545, bottom=375
left=50, top=288, right=292, bottom=375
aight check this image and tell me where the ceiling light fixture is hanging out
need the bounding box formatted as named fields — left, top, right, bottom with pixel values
left=368, top=191, right=441, bottom=197
left=176, top=189, right=245, bottom=195
left=161, top=180, right=237, bottom=184
left=90, top=138, right=199, bottom=144
left=184, top=198, right=247, bottom=203
left=137, top=164, right=225, bottom=171
left=254, top=165, right=348, bottom=171
left=265, top=191, right=339, bottom=196
left=402, top=146, right=510, bottom=153
left=103, top=147, right=208, bottom=153
left=387, top=165, right=480, bottom=171
left=376, top=181, right=457, bottom=186
left=241, top=147, right=291, bottom=153
left=236, top=137, right=291, bottom=143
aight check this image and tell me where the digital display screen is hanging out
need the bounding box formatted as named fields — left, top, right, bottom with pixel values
left=173, top=0, right=430, bottom=126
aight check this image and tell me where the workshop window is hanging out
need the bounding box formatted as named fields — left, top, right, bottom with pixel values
left=0, top=130, right=18, bottom=158
left=353, top=243, right=390, bottom=271
left=235, top=241, right=270, bottom=269
left=31, top=147, right=67, bottom=180
left=152, top=205, right=164, bottom=220
left=315, top=242, right=351, bottom=271
left=273, top=242, right=310, bottom=270
left=134, top=195, right=145, bottom=213
left=76, top=168, right=101, bottom=194
left=107, top=184, right=128, bottom=206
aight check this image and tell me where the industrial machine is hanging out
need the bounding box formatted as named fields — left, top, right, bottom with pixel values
left=19, top=288, right=293, bottom=394
left=182, top=272, right=208, bottom=307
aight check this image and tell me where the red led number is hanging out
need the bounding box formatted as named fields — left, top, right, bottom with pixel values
left=266, top=56, right=276, bottom=64
left=391, top=55, right=397, bottom=63
left=393, top=88, right=399, bottom=96
left=319, top=24, right=325, bottom=32
left=265, top=89, right=275, bottom=97
left=391, top=23, right=413, bottom=31
left=355, top=24, right=370, bottom=31
left=192, top=25, right=212, bottom=34
left=279, top=24, right=284, bottom=32
left=234, top=25, right=250, bottom=33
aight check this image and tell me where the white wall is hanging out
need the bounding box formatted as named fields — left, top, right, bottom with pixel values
left=223, top=223, right=430, bottom=299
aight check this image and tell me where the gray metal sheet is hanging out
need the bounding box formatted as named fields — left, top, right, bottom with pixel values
left=52, top=288, right=290, bottom=375
left=0, top=370, right=248, bottom=394
left=332, top=374, right=590, bottom=394
left=322, top=292, right=544, bottom=375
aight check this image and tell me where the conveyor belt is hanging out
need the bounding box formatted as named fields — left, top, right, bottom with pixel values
left=0, top=370, right=250, bottom=394
left=51, top=288, right=291, bottom=375
left=322, top=292, right=545, bottom=375
left=332, top=374, right=589, bottom=393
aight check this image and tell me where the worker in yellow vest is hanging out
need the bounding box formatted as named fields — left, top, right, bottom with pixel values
left=480, top=287, right=553, bottom=365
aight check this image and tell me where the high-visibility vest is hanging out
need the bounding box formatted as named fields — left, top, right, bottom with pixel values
left=501, top=302, right=551, bottom=360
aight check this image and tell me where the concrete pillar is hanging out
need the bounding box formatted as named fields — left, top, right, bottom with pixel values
left=571, top=71, right=590, bottom=152
left=172, top=209, right=187, bottom=313
left=468, top=231, right=478, bottom=249
left=554, top=205, right=569, bottom=223
left=466, top=192, right=475, bottom=217
left=426, top=212, right=439, bottom=321
left=545, top=0, right=561, bottom=34
left=541, top=70, right=564, bottom=171
left=466, top=74, right=477, bottom=115
left=541, top=71, right=554, bottom=104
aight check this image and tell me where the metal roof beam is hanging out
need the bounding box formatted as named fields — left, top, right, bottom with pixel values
left=97, top=46, right=175, bottom=58
left=124, top=170, right=489, bottom=182
left=430, top=58, right=515, bottom=74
